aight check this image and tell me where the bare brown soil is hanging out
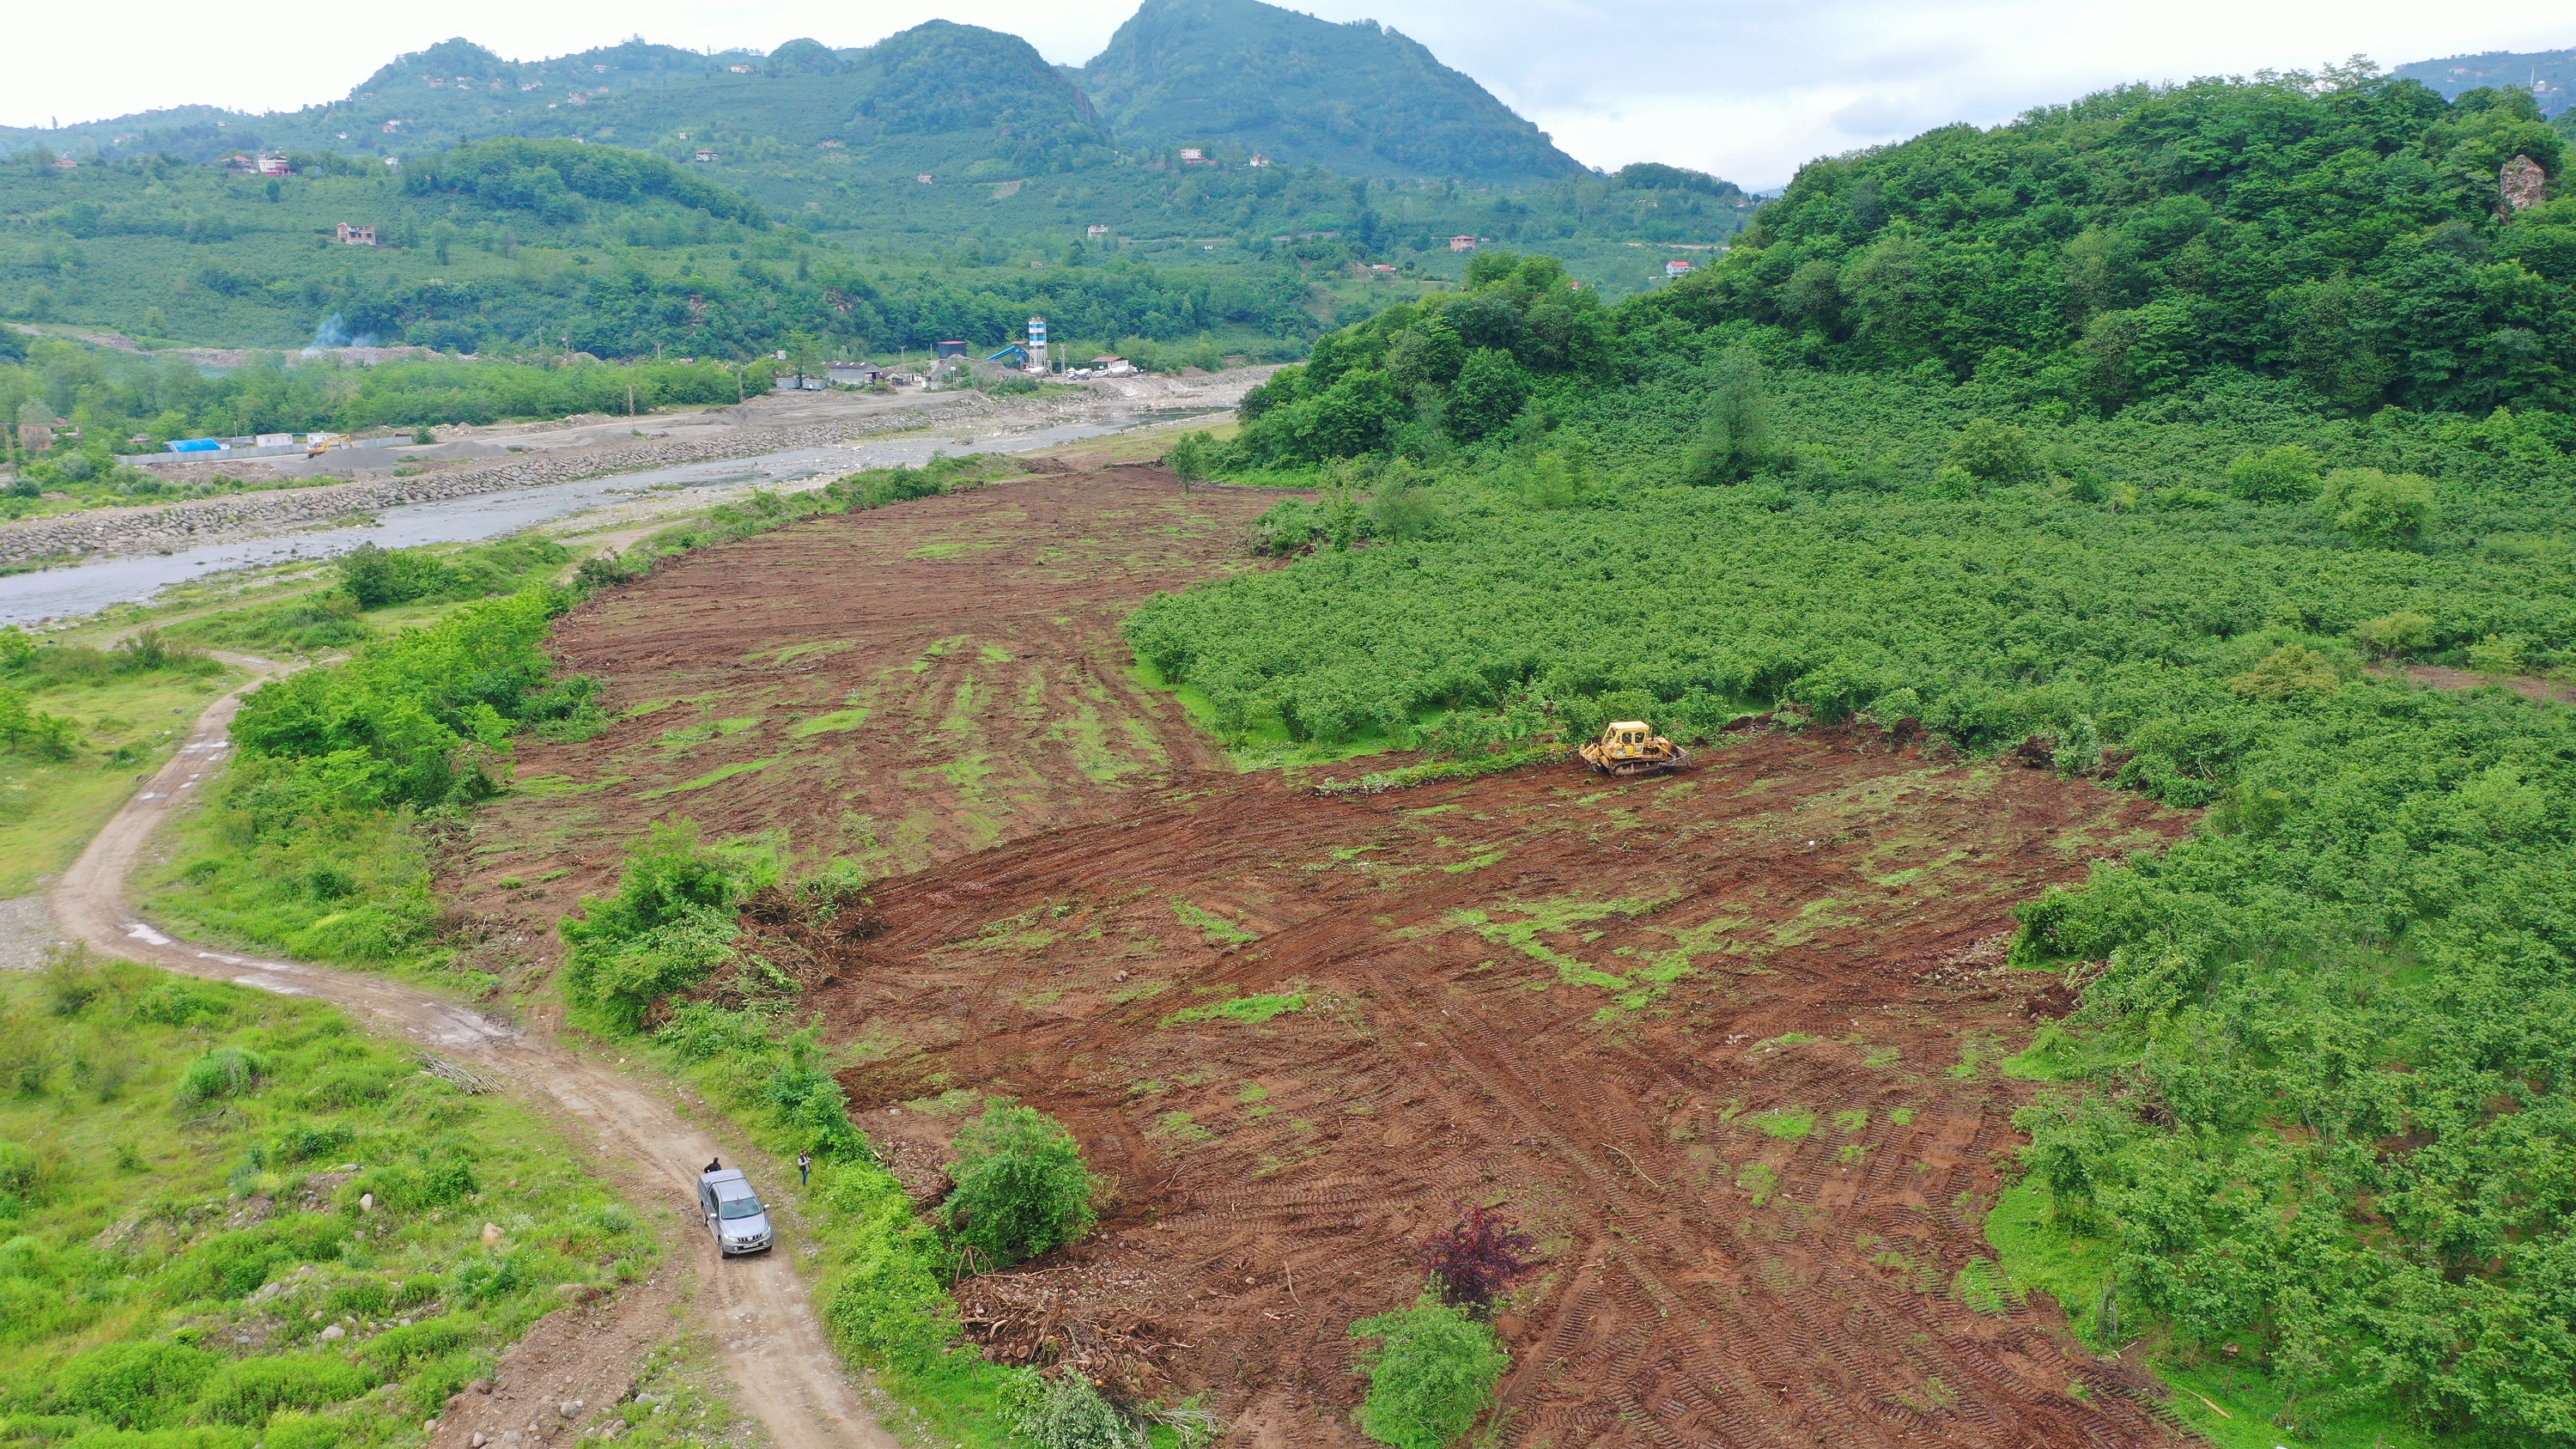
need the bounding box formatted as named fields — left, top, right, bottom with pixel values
left=785, top=731, right=2191, bottom=1448
left=458, top=466, right=1278, bottom=927
left=452, top=462, right=2201, bottom=1446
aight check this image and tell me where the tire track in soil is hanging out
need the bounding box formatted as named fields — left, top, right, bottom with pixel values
left=775, top=737, right=2198, bottom=1448
left=438, top=463, right=2201, bottom=1446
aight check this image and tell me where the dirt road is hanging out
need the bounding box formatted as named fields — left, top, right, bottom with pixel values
left=51, top=661, right=899, bottom=1449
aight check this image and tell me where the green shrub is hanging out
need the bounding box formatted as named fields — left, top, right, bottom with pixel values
left=273, top=1122, right=352, bottom=1164
left=760, top=1032, right=870, bottom=1159
left=173, top=1218, right=353, bottom=1300
left=655, top=1004, right=777, bottom=1062
left=2353, top=609, right=2435, bottom=658
left=941, top=1104, right=1097, bottom=1269
left=361, top=1154, right=479, bottom=1212
left=130, top=982, right=232, bottom=1026
left=194, top=1356, right=373, bottom=1425
left=337, top=545, right=453, bottom=610
left=815, top=1161, right=960, bottom=1370
left=1348, top=1296, right=1509, bottom=1449
left=54, top=1342, right=220, bottom=1428
left=560, top=821, right=744, bottom=1034
left=1946, top=417, right=2038, bottom=487
left=264, top=1412, right=345, bottom=1449
left=2223, top=443, right=2324, bottom=501
left=0, top=686, right=80, bottom=759
left=356, top=1316, right=471, bottom=1374
left=1000, top=1371, right=1141, bottom=1449
left=2317, top=466, right=2437, bottom=548
left=167, top=593, right=374, bottom=654
left=0, top=1138, right=39, bottom=1204
left=174, top=1049, right=265, bottom=1105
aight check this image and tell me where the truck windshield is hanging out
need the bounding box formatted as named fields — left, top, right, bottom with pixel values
left=717, top=1196, right=764, bottom=1221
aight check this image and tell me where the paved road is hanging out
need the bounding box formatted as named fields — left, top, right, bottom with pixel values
left=52, top=658, right=901, bottom=1449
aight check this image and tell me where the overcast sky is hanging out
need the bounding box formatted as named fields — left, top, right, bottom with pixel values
left=9, top=1, right=2571, bottom=187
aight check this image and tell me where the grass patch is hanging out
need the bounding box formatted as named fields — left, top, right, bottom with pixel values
left=1163, top=993, right=1306, bottom=1026
left=0, top=958, right=653, bottom=1446
left=138, top=794, right=467, bottom=988
left=1309, top=741, right=1567, bottom=796
left=0, top=664, right=241, bottom=897
left=1744, top=1108, right=1815, bottom=1140
left=1169, top=898, right=1259, bottom=946
left=790, top=708, right=871, bottom=738
left=636, top=756, right=781, bottom=800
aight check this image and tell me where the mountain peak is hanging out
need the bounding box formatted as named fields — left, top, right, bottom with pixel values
left=365, top=38, right=508, bottom=89
left=1079, top=0, right=1586, bottom=182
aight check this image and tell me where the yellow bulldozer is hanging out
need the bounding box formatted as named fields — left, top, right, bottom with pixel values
left=1580, top=720, right=1691, bottom=777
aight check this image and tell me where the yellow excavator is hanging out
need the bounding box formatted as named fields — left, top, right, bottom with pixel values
left=1580, top=720, right=1691, bottom=777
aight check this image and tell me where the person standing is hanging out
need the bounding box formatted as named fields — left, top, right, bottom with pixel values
left=798, top=1151, right=812, bottom=1186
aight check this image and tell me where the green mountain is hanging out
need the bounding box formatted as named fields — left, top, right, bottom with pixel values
left=0, top=1, right=1589, bottom=186
left=0, top=9, right=1755, bottom=356
left=2394, top=44, right=2576, bottom=116
left=0, top=25, right=1105, bottom=179
left=1077, top=0, right=1584, bottom=182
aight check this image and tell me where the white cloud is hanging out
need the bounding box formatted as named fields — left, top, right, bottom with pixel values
left=6, top=0, right=2569, bottom=189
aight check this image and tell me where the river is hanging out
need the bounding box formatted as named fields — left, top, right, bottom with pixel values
left=0, top=411, right=1212, bottom=627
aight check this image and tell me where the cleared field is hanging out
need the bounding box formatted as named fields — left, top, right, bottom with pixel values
left=458, top=465, right=1280, bottom=927
left=456, top=461, right=2196, bottom=1446
left=798, top=728, right=2191, bottom=1448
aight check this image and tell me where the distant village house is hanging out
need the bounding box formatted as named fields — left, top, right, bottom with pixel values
left=1248, top=154, right=1273, bottom=167
left=1664, top=259, right=1693, bottom=277
left=337, top=223, right=377, bottom=247
left=1087, top=224, right=1109, bottom=238
left=695, top=149, right=719, bottom=163
left=1449, top=234, right=1477, bottom=253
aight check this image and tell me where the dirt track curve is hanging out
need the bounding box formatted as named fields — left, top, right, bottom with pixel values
left=51, top=660, right=899, bottom=1449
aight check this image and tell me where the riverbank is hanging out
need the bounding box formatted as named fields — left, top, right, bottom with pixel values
left=0, top=369, right=1265, bottom=569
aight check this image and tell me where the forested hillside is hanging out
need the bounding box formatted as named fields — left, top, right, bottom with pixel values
left=1131, top=65, right=2576, bottom=1446
left=1662, top=68, right=2572, bottom=414
left=0, top=0, right=1593, bottom=188
left=0, top=2, right=1763, bottom=356
left=2394, top=46, right=2576, bottom=116
left=1078, top=0, right=1586, bottom=183
left=0, top=138, right=1346, bottom=356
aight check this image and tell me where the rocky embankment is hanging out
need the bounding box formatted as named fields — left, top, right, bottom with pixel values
left=0, top=398, right=984, bottom=567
